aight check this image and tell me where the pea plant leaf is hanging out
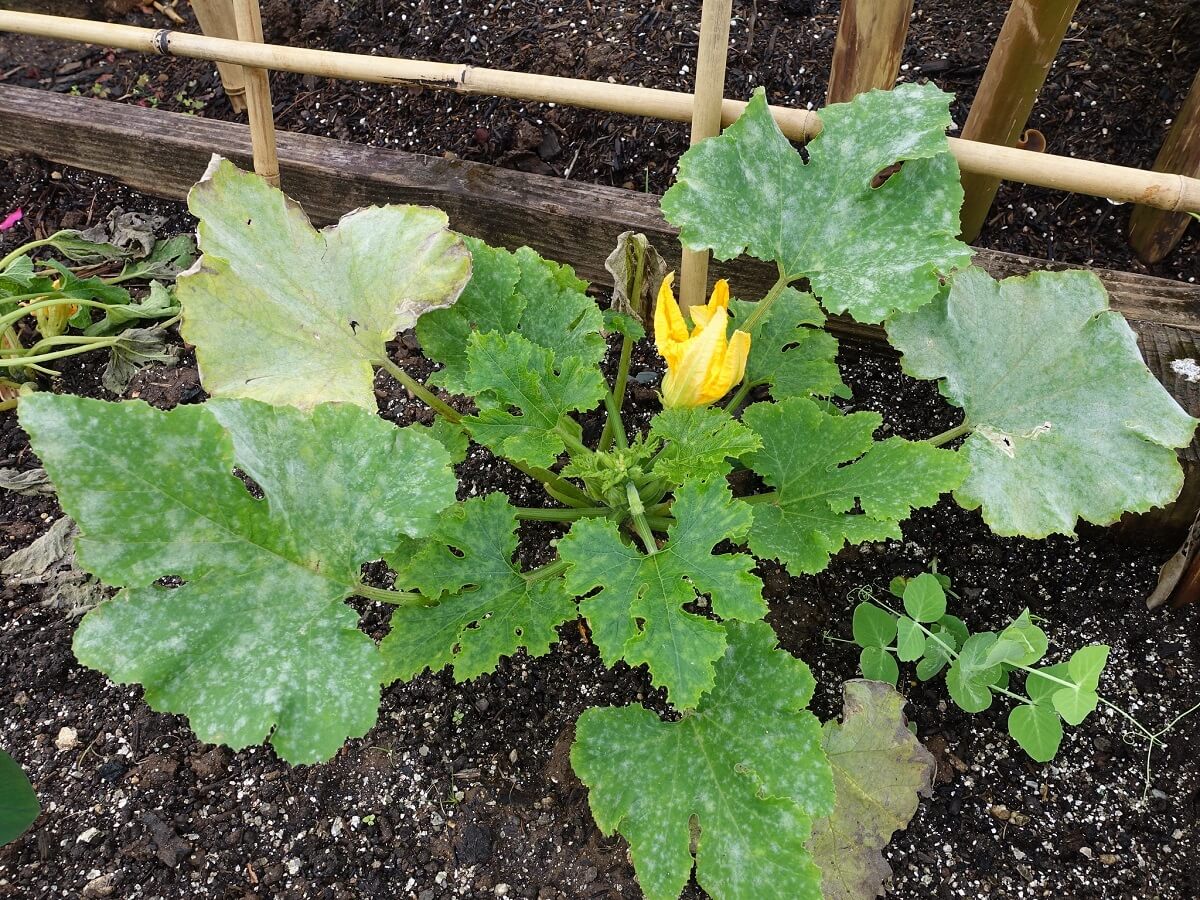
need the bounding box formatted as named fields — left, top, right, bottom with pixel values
left=888, top=267, right=1197, bottom=537
left=19, top=394, right=458, bottom=764
left=179, top=156, right=472, bottom=410
left=559, top=478, right=766, bottom=709
left=648, top=405, right=762, bottom=485
left=1008, top=703, right=1063, bottom=763
left=0, top=749, right=39, bottom=847
left=946, top=633, right=1003, bottom=713
left=462, top=331, right=606, bottom=468
left=807, top=680, right=935, bottom=900
left=417, top=238, right=606, bottom=396
left=662, top=84, right=971, bottom=323
left=743, top=397, right=968, bottom=576
left=572, top=620, right=834, bottom=900
left=731, top=290, right=849, bottom=401
left=380, top=494, right=577, bottom=682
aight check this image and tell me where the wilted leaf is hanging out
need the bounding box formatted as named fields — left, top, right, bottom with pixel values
left=573, top=621, right=833, bottom=900
left=20, top=394, right=458, bottom=763
left=807, top=680, right=934, bottom=900
left=380, top=494, right=577, bottom=682
left=86, top=281, right=179, bottom=336
left=102, top=326, right=180, bottom=395
left=0, top=467, right=53, bottom=496
left=0, top=517, right=110, bottom=616
left=560, top=478, right=765, bottom=708
left=662, top=85, right=970, bottom=323
left=179, top=156, right=471, bottom=410
left=605, top=230, right=667, bottom=326
left=888, top=267, right=1197, bottom=537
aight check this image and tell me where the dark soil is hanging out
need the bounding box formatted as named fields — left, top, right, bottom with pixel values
left=2, top=2, right=1200, bottom=898
left=3, top=1, right=1200, bottom=281
left=1, top=157, right=1199, bottom=900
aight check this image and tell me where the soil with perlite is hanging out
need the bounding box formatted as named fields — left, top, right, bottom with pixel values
left=2, top=1, right=1200, bottom=897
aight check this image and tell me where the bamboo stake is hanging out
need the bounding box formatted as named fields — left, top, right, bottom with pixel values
left=958, top=0, right=1081, bottom=242
left=230, top=0, right=277, bottom=186
left=1129, top=69, right=1200, bottom=264
left=189, top=0, right=247, bottom=113
left=680, top=0, right=733, bottom=311
left=2, top=11, right=1199, bottom=215
left=826, top=0, right=914, bottom=104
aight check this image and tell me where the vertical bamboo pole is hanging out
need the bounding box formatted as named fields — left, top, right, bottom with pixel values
left=957, top=0, right=1081, bottom=243
left=826, top=0, right=914, bottom=104
left=231, top=0, right=279, bottom=186
left=1129, top=69, right=1200, bottom=264
left=680, top=0, right=733, bottom=311
left=189, top=0, right=246, bottom=113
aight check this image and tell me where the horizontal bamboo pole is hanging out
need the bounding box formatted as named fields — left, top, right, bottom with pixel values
left=3, top=10, right=1200, bottom=214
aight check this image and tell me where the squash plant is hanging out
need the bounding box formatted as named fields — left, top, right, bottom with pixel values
left=16, top=84, right=1195, bottom=899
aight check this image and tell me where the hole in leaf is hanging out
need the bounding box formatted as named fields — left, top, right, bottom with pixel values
left=232, top=467, right=264, bottom=500
left=349, top=320, right=360, bottom=334
left=871, top=161, right=904, bottom=189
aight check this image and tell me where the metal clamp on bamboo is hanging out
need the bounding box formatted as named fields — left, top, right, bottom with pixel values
left=2, top=10, right=1200, bottom=216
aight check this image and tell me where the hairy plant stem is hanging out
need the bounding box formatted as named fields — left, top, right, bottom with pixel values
left=0, top=296, right=114, bottom=334
left=740, top=491, right=778, bottom=505
left=626, top=481, right=659, bottom=554
left=722, top=378, right=759, bottom=414
left=0, top=234, right=64, bottom=270
left=599, top=238, right=647, bottom=452
left=353, top=583, right=425, bottom=606
left=376, top=354, right=596, bottom=509
left=514, top=506, right=612, bottom=522
left=0, top=339, right=118, bottom=368
left=524, top=558, right=570, bottom=584
left=739, top=267, right=790, bottom=334
left=600, top=388, right=630, bottom=451
left=926, top=421, right=973, bottom=447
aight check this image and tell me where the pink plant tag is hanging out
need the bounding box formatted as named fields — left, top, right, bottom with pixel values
left=0, top=208, right=22, bottom=232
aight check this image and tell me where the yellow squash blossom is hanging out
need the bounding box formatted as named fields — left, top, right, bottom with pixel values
left=654, top=272, right=751, bottom=408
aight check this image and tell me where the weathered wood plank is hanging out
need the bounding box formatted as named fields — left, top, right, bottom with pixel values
left=826, top=0, right=914, bottom=104
left=958, top=0, right=1082, bottom=242
left=3, top=83, right=1199, bottom=470
left=1129, top=68, right=1200, bottom=264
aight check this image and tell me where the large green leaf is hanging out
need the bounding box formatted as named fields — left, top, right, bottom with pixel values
left=743, top=398, right=967, bottom=576
left=380, top=494, right=577, bottom=682
left=662, top=85, right=970, bottom=323
left=20, top=394, right=457, bottom=764
left=417, top=239, right=605, bottom=396
left=731, top=290, right=848, bottom=400
left=572, top=620, right=833, bottom=900
left=888, top=267, right=1197, bottom=537
left=559, top=478, right=765, bottom=708
left=648, top=405, right=762, bottom=485
left=807, top=680, right=935, bottom=900
left=0, top=749, right=38, bottom=847
left=179, top=157, right=471, bottom=410
left=462, top=331, right=605, bottom=468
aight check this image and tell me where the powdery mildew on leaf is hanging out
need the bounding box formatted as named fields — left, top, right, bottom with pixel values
left=20, top=394, right=458, bottom=764
left=417, top=238, right=606, bottom=396
left=743, top=397, right=967, bottom=576
left=807, top=680, right=935, bottom=900
left=380, top=494, right=577, bottom=682
left=661, top=85, right=971, bottom=323
left=888, top=267, right=1197, bottom=537
left=572, top=621, right=834, bottom=900
left=179, top=156, right=471, bottom=410
left=559, top=479, right=766, bottom=708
